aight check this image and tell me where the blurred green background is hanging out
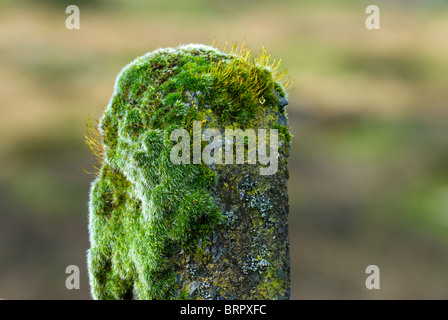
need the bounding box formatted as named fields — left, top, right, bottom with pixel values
left=1, top=0, right=448, bottom=299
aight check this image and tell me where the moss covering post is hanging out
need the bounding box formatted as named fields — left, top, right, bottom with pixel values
left=87, top=44, right=292, bottom=300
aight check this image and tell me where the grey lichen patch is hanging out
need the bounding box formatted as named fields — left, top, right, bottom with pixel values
left=246, top=191, right=273, bottom=218
left=222, top=208, right=239, bottom=229
left=87, top=43, right=291, bottom=300
left=242, top=245, right=270, bottom=274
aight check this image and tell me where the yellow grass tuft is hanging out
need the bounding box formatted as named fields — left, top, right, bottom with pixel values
left=211, top=40, right=292, bottom=93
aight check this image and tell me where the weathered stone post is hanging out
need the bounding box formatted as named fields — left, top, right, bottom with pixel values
left=87, top=44, right=291, bottom=299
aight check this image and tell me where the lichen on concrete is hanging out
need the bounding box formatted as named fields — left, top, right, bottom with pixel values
left=87, top=43, right=291, bottom=300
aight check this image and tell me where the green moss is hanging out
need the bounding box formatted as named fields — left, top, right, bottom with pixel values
left=87, top=43, right=290, bottom=299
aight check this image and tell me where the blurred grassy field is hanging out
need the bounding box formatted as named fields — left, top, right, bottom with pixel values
left=1, top=0, right=448, bottom=299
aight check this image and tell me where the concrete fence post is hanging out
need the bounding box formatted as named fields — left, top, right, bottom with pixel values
left=87, top=44, right=292, bottom=300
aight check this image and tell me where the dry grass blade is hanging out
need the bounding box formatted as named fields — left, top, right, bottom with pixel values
left=84, top=116, right=104, bottom=174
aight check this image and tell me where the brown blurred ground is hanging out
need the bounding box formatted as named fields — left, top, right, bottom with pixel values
left=1, top=0, right=448, bottom=299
